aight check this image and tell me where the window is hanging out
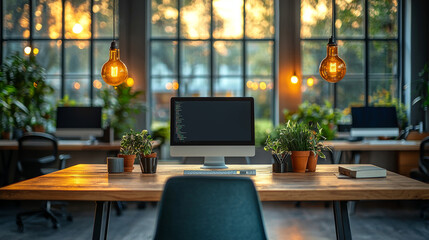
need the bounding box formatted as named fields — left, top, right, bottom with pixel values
left=150, top=0, right=276, bottom=127
left=1, top=0, right=118, bottom=105
left=300, top=0, right=399, bottom=111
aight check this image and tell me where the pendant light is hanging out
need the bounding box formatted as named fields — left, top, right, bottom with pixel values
left=319, top=1, right=346, bottom=83
left=101, top=0, right=128, bottom=86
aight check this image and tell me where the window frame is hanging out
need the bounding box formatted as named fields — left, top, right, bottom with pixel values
left=0, top=0, right=119, bottom=105
left=300, top=0, right=402, bottom=109
left=148, top=0, right=277, bottom=125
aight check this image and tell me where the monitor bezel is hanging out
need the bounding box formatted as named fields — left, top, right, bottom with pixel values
left=170, top=97, right=255, bottom=146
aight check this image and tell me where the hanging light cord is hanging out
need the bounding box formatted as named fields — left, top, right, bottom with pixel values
left=113, top=0, right=116, bottom=42
left=331, top=0, right=335, bottom=41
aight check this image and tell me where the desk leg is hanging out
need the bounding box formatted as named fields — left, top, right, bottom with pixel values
left=333, top=151, right=343, bottom=164
left=93, top=201, right=111, bottom=240
left=333, top=201, right=352, bottom=240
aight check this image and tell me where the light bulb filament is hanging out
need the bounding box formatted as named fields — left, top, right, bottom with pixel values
left=329, top=62, right=336, bottom=73
left=111, top=66, right=118, bottom=77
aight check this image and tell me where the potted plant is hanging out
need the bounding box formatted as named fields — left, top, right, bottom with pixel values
left=264, top=125, right=289, bottom=173
left=307, top=124, right=329, bottom=172
left=139, top=130, right=158, bottom=174
left=118, top=130, right=143, bottom=172
left=283, top=121, right=312, bottom=173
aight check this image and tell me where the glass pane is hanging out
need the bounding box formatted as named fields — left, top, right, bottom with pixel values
left=245, top=78, right=273, bottom=120
left=336, top=0, right=364, bottom=38
left=94, top=41, right=111, bottom=75
left=213, top=0, right=243, bottom=39
left=214, top=77, right=242, bottom=97
left=45, top=76, right=61, bottom=101
left=151, top=41, right=177, bottom=76
left=369, top=0, right=398, bottom=38
left=337, top=75, right=365, bottom=110
left=64, top=41, right=90, bottom=74
left=369, top=76, right=398, bottom=104
left=180, top=0, right=210, bottom=39
left=151, top=77, right=177, bottom=124
left=151, top=0, right=178, bottom=38
left=337, top=40, right=364, bottom=74
left=301, top=75, right=333, bottom=106
left=181, top=41, right=210, bottom=76
left=246, top=41, right=273, bottom=76
left=92, top=76, right=109, bottom=106
left=33, top=40, right=61, bottom=74
left=64, top=0, right=91, bottom=39
left=33, top=0, right=62, bottom=39
left=245, top=0, right=274, bottom=39
left=93, top=0, right=118, bottom=38
left=180, top=78, right=210, bottom=97
left=214, top=41, right=242, bottom=76
left=64, top=76, right=90, bottom=105
left=2, top=41, right=29, bottom=59
left=369, top=41, right=398, bottom=75
left=301, top=40, right=325, bottom=75
left=301, top=0, right=332, bottom=38
left=3, top=0, right=29, bottom=38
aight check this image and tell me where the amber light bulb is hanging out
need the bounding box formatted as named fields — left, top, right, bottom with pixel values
left=101, top=41, right=128, bottom=86
left=319, top=38, right=346, bottom=83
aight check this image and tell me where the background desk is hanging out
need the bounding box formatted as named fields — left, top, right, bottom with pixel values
left=325, top=140, right=421, bottom=176
left=0, top=164, right=428, bottom=240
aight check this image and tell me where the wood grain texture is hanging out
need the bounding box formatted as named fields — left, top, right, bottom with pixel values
left=0, top=164, right=428, bottom=202
left=0, top=140, right=160, bottom=151
left=324, top=140, right=420, bottom=151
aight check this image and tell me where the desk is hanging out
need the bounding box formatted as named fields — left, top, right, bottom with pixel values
left=1, top=164, right=428, bottom=240
left=325, top=140, right=421, bottom=175
left=0, top=140, right=123, bottom=151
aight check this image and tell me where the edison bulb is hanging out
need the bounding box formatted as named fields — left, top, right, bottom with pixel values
left=319, top=42, right=346, bottom=83
left=291, top=75, right=298, bottom=84
left=101, top=42, right=128, bottom=86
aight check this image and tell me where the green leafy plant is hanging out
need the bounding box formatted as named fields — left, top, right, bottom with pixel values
left=120, top=129, right=153, bottom=156
left=0, top=54, right=54, bottom=132
left=282, top=121, right=313, bottom=151
left=309, top=123, right=329, bottom=159
left=413, top=63, right=429, bottom=108
left=371, top=89, right=408, bottom=130
left=101, top=84, right=145, bottom=139
left=151, top=123, right=170, bottom=145
left=283, top=101, right=342, bottom=140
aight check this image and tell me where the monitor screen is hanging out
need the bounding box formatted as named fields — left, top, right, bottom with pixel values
left=351, top=107, right=398, bottom=128
left=170, top=97, right=254, bottom=146
left=56, top=107, right=102, bottom=129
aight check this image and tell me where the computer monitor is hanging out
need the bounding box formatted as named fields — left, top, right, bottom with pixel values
left=170, top=97, right=255, bottom=169
left=55, top=107, right=103, bottom=140
left=350, top=107, right=399, bottom=138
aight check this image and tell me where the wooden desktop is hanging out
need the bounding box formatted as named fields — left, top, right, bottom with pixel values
left=1, top=164, right=428, bottom=240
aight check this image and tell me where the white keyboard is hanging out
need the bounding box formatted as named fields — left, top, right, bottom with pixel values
left=59, top=140, right=93, bottom=145
left=365, top=140, right=414, bottom=145
left=184, top=170, right=256, bottom=175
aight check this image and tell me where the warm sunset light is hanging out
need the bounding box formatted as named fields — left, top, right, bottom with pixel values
left=126, top=77, right=134, bottom=87
left=291, top=75, right=299, bottom=84
left=24, top=46, right=31, bottom=55
left=72, top=23, right=83, bottom=34
left=73, top=82, right=81, bottom=90
left=93, top=80, right=102, bottom=89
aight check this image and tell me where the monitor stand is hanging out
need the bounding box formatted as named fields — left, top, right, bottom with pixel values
left=201, top=157, right=228, bottom=169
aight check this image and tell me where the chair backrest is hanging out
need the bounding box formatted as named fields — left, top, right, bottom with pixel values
left=154, top=176, right=267, bottom=240
left=419, top=136, right=429, bottom=177
left=18, top=132, right=59, bottom=179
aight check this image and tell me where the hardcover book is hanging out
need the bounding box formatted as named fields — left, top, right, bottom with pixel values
left=338, top=165, right=387, bottom=179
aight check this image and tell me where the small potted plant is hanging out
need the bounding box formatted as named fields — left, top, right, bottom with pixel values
left=139, top=130, right=158, bottom=174
left=307, top=123, right=329, bottom=172
left=283, top=121, right=312, bottom=173
left=118, top=130, right=143, bottom=172
left=264, top=126, right=289, bottom=173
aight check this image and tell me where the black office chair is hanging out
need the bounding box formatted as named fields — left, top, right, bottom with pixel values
left=410, top=136, right=429, bottom=219
left=16, top=132, right=72, bottom=232
left=154, top=176, right=267, bottom=240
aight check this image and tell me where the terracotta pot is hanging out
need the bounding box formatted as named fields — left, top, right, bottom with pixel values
left=307, top=151, right=318, bottom=172
left=32, top=125, right=45, bottom=132
left=291, top=151, right=310, bottom=173
left=1, top=132, right=11, bottom=140
left=118, top=154, right=136, bottom=172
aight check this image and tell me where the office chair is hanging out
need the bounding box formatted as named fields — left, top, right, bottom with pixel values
left=410, top=136, right=429, bottom=219
left=154, top=176, right=267, bottom=240
left=16, top=132, right=72, bottom=232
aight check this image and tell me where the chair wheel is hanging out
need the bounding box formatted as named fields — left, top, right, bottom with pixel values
left=67, top=215, right=73, bottom=222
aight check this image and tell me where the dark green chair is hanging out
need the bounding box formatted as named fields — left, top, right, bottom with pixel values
left=154, top=176, right=267, bottom=240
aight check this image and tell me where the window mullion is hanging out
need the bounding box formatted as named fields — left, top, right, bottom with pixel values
left=209, top=0, right=214, bottom=96
left=242, top=0, right=246, bottom=97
